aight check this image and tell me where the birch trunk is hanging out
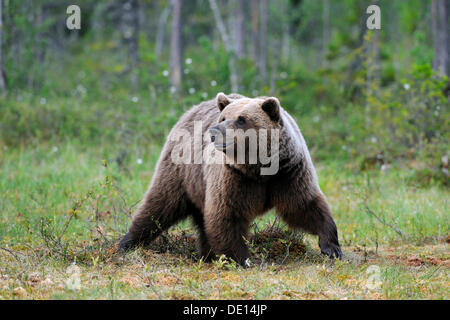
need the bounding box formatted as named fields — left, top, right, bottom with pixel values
left=121, top=0, right=140, bottom=70
left=250, top=0, right=259, bottom=64
left=155, top=5, right=170, bottom=58
left=0, top=0, right=6, bottom=93
left=170, top=0, right=183, bottom=91
left=233, top=0, right=245, bottom=59
left=322, top=0, right=330, bottom=66
left=432, top=0, right=449, bottom=76
left=259, top=0, right=267, bottom=84
left=208, top=0, right=239, bottom=92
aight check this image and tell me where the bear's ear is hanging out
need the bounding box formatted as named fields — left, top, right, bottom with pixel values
left=216, top=92, right=231, bottom=112
left=261, top=97, right=281, bottom=122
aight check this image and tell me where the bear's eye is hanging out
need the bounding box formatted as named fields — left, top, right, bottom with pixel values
left=236, top=116, right=246, bottom=126
left=220, top=118, right=225, bottom=122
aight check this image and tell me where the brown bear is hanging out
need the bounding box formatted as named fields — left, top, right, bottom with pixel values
left=118, top=93, right=342, bottom=265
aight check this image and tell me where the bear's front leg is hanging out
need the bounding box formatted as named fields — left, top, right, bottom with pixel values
left=310, top=194, right=342, bottom=259
left=203, top=205, right=251, bottom=267
left=276, top=192, right=342, bottom=259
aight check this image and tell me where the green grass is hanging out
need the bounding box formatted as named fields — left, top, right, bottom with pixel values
left=0, top=142, right=448, bottom=299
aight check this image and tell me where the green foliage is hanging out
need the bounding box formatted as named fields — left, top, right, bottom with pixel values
left=1, top=31, right=448, bottom=185
left=364, top=64, right=449, bottom=171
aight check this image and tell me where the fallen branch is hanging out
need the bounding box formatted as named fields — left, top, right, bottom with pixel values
left=0, top=247, right=24, bottom=263
left=363, top=201, right=406, bottom=239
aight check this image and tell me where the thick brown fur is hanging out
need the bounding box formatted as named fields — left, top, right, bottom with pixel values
left=118, top=93, right=342, bottom=265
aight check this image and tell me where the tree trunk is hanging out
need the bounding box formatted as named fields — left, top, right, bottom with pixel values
left=259, top=0, right=267, bottom=84
left=432, top=0, right=440, bottom=72
left=280, top=0, right=290, bottom=63
left=322, top=0, right=330, bottom=66
left=170, top=0, right=183, bottom=91
left=121, top=0, right=140, bottom=70
left=345, top=0, right=370, bottom=100
left=233, top=0, right=245, bottom=59
left=155, top=5, right=171, bottom=58
left=0, top=0, right=6, bottom=93
left=269, top=37, right=280, bottom=95
left=119, top=0, right=140, bottom=88
left=444, top=0, right=450, bottom=76
left=365, top=30, right=380, bottom=93
left=250, top=0, right=259, bottom=64
left=366, top=0, right=380, bottom=93
left=432, top=0, right=449, bottom=76
left=36, top=4, right=45, bottom=64
left=208, top=0, right=239, bottom=92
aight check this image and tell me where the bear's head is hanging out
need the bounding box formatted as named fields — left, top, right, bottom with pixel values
left=209, top=93, right=281, bottom=172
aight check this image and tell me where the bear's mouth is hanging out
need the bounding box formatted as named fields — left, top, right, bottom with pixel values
left=214, top=141, right=233, bottom=151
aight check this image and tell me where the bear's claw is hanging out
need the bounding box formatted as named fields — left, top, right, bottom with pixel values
left=117, top=232, right=134, bottom=253
left=319, top=241, right=343, bottom=260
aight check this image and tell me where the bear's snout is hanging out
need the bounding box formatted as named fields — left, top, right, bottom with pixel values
left=209, top=127, right=222, bottom=142
left=210, top=126, right=233, bottom=151
left=209, top=127, right=222, bottom=143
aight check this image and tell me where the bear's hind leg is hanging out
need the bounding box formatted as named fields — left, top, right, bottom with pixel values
left=118, top=183, right=189, bottom=252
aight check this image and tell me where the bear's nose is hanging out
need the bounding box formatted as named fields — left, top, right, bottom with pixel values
left=209, top=127, right=222, bottom=142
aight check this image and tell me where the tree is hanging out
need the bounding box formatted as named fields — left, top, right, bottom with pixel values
left=170, top=0, right=183, bottom=92
left=155, top=4, right=171, bottom=58
left=208, top=0, right=239, bottom=92
left=250, top=0, right=259, bottom=64
left=0, top=0, right=6, bottom=93
left=322, top=0, right=330, bottom=66
left=432, top=0, right=449, bottom=77
left=281, top=0, right=290, bottom=62
left=259, top=0, right=268, bottom=84
left=233, top=0, right=245, bottom=59
left=366, top=0, right=381, bottom=93
left=121, top=0, right=140, bottom=71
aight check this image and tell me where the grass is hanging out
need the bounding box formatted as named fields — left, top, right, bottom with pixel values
left=0, top=142, right=448, bottom=299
